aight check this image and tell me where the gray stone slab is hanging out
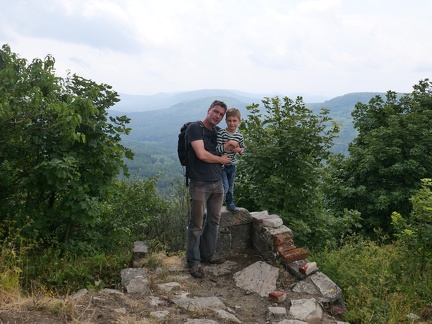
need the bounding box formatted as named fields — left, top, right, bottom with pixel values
left=292, top=277, right=321, bottom=296
left=233, top=261, right=279, bottom=297
left=289, top=298, right=323, bottom=323
left=173, top=296, right=226, bottom=312
left=120, top=268, right=147, bottom=287
left=309, top=272, right=343, bottom=302
left=185, top=319, right=219, bottom=324
left=220, top=208, right=253, bottom=227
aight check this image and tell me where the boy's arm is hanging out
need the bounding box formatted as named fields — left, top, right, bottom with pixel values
left=216, top=129, right=239, bottom=153
left=216, top=130, right=226, bottom=154
left=239, top=134, right=245, bottom=149
left=229, top=133, right=245, bottom=154
left=238, top=133, right=245, bottom=153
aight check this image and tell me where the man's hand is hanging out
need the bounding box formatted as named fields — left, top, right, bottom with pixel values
left=220, top=154, right=232, bottom=165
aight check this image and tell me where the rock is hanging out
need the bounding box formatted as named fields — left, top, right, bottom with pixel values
left=267, top=306, right=287, bottom=321
left=289, top=298, right=323, bottom=323
left=233, top=261, right=279, bottom=297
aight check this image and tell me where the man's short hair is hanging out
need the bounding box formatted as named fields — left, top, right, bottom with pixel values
left=209, top=100, right=227, bottom=111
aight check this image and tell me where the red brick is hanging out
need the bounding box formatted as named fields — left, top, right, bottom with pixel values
left=280, top=247, right=308, bottom=264
left=273, top=233, right=293, bottom=247
left=268, top=291, right=286, bottom=303
left=276, top=243, right=296, bottom=254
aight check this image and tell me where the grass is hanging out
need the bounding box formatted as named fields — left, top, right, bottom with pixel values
left=311, top=234, right=432, bottom=323
left=2, top=227, right=431, bottom=323
left=0, top=244, right=176, bottom=323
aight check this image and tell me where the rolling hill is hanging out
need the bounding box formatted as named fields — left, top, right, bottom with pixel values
left=110, top=90, right=394, bottom=190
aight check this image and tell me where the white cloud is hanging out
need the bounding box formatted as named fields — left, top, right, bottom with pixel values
left=1, top=0, right=431, bottom=97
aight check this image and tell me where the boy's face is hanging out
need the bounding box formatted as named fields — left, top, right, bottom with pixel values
left=226, top=115, right=241, bottom=131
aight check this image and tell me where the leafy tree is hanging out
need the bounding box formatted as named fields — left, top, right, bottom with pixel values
left=392, top=178, right=432, bottom=267
left=324, top=79, right=432, bottom=234
left=0, top=44, right=133, bottom=243
left=235, top=96, right=342, bottom=246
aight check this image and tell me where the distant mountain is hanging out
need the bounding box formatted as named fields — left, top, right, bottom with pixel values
left=112, top=89, right=330, bottom=113
left=111, top=91, right=396, bottom=184
left=112, top=91, right=390, bottom=149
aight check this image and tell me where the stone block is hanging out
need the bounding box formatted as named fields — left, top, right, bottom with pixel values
left=262, top=217, right=283, bottom=228
left=120, top=268, right=150, bottom=294
left=230, top=223, right=253, bottom=250
left=252, top=213, right=281, bottom=232
left=309, top=272, right=343, bottom=302
left=285, top=260, right=308, bottom=279
left=264, top=225, right=294, bottom=242
left=133, top=241, right=148, bottom=262
left=249, top=210, right=269, bottom=220
left=220, top=207, right=253, bottom=227
left=216, top=232, right=232, bottom=258
left=121, top=268, right=147, bottom=287
left=299, top=261, right=318, bottom=276
left=267, top=306, right=287, bottom=321
left=252, top=231, right=276, bottom=261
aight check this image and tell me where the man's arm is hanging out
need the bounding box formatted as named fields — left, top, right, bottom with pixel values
left=191, top=140, right=231, bottom=164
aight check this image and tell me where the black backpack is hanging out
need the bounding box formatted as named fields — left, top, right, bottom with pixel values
left=178, top=122, right=192, bottom=166
left=178, top=121, right=204, bottom=186
left=177, top=121, right=205, bottom=166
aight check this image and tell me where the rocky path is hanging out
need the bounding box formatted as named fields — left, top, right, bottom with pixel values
left=0, top=248, right=348, bottom=323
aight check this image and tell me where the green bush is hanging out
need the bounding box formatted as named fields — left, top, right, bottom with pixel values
left=312, top=233, right=432, bottom=323
left=392, top=178, right=432, bottom=267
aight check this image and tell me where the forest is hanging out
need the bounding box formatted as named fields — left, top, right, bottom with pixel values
left=1, top=44, right=431, bottom=323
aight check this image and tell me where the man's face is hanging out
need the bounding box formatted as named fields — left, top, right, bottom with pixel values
left=207, top=105, right=226, bottom=126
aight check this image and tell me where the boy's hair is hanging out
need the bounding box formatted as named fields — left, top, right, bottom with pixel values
left=209, top=100, right=227, bottom=111
left=226, top=107, right=241, bottom=120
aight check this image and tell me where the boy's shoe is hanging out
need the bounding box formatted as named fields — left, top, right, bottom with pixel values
left=189, top=264, right=205, bottom=279
left=227, top=203, right=240, bottom=213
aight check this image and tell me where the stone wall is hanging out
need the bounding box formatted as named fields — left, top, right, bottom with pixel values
left=217, top=207, right=346, bottom=315
left=218, top=208, right=308, bottom=266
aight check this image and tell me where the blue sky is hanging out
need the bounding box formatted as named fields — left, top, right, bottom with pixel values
left=1, top=0, right=431, bottom=98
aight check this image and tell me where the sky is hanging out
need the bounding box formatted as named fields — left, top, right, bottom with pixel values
left=1, top=0, right=431, bottom=98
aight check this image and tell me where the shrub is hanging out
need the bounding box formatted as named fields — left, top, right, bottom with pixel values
left=312, top=233, right=432, bottom=323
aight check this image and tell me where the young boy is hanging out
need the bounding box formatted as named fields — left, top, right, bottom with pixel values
left=216, top=107, right=245, bottom=213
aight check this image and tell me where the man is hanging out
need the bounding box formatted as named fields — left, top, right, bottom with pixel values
left=185, top=100, right=238, bottom=278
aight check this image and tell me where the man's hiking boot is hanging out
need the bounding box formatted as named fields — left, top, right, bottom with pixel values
left=227, top=203, right=240, bottom=213
left=202, top=256, right=225, bottom=265
left=189, top=264, right=205, bottom=279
